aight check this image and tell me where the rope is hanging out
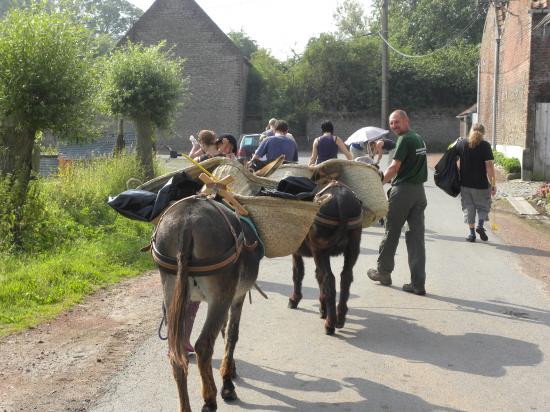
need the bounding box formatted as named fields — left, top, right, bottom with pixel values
left=158, top=303, right=168, bottom=340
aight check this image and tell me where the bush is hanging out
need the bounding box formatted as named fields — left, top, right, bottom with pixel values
left=492, top=150, right=521, bottom=174
left=0, top=154, right=160, bottom=335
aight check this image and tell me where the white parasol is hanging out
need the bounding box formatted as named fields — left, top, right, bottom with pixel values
left=345, top=126, right=389, bottom=145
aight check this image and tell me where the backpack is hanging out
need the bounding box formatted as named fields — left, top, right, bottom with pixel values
left=434, top=142, right=461, bottom=197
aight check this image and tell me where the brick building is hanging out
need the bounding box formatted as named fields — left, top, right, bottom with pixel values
left=478, top=0, right=550, bottom=180
left=121, top=0, right=249, bottom=152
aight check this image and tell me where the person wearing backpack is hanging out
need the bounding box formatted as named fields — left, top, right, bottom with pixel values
left=452, top=123, right=496, bottom=242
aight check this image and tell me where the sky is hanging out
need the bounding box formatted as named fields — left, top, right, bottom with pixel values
left=127, top=0, right=372, bottom=60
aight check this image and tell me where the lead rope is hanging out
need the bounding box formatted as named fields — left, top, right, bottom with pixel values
left=158, top=303, right=168, bottom=341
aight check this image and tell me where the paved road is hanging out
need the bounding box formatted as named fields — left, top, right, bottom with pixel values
left=91, top=165, right=550, bottom=412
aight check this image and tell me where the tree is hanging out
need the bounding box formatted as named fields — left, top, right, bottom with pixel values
left=0, top=6, right=101, bottom=241
left=104, top=42, right=188, bottom=179
left=333, top=0, right=369, bottom=38
left=227, top=29, right=258, bottom=59
left=370, top=0, right=486, bottom=52
left=58, top=0, right=143, bottom=40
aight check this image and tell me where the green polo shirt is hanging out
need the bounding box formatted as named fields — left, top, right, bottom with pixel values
left=392, top=130, right=427, bottom=185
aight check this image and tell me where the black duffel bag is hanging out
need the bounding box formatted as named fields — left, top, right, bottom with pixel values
left=434, top=146, right=461, bottom=197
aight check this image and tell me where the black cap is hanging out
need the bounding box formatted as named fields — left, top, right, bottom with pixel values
left=216, top=134, right=238, bottom=154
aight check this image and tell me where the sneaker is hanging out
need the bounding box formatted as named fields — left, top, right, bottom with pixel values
left=476, top=227, right=488, bottom=241
left=466, top=234, right=476, bottom=242
left=367, top=268, right=392, bottom=286
left=402, top=283, right=426, bottom=296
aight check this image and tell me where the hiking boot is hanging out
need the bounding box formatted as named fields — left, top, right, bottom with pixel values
left=466, top=234, right=476, bottom=242
left=402, top=283, right=426, bottom=296
left=367, top=268, right=392, bottom=286
left=476, top=227, right=488, bottom=241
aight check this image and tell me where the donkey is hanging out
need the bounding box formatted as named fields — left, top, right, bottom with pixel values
left=288, top=182, right=363, bottom=335
left=152, top=196, right=263, bottom=412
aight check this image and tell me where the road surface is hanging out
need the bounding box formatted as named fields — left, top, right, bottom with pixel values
left=90, top=166, right=550, bottom=412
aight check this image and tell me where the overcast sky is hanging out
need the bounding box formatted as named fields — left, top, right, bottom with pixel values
left=126, top=0, right=372, bottom=60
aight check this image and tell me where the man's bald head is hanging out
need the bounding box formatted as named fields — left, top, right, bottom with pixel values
left=389, top=110, right=410, bottom=136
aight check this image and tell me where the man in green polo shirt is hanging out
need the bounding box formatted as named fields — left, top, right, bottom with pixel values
left=367, top=110, right=428, bottom=295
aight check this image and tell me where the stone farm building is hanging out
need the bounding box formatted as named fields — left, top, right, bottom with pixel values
left=120, top=0, right=250, bottom=152
left=478, top=0, right=550, bottom=180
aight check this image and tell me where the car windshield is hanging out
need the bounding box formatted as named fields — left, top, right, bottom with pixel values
left=242, top=136, right=257, bottom=146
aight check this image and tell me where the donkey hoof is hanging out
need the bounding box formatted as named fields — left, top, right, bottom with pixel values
left=319, top=311, right=327, bottom=319
left=221, top=380, right=237, bottom=401
left=221, top=387, right=238, bottom=401
left=288, top=299, right=299, bottom=309
left=336, top=317, right=346, bottom=329
left=201, top=402, right=217, bottom=412
left=325, top=325, right=335, bottom=335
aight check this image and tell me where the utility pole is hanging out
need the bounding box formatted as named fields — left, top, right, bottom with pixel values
left=381, top=0, right=389, bottom=128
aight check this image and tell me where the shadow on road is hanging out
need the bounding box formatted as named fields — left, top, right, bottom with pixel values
left=338, top=307, right=543, bottom=377
left=257, top=280, right=360, bottom=302
left=223, top=360, right=455, bottom=412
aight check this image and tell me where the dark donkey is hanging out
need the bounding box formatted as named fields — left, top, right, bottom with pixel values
left=288, top=181, right=363, bottom=335
left=152, top=196, right=262, bottom=412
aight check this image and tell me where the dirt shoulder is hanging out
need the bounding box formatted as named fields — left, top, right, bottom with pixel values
left=0, top=271, right=162, bottom=412
left=427, top=153, right=550, bottom=294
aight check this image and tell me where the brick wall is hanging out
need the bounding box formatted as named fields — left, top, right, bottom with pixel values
left=121, top=0, right=248, bottom=152
left=478, top=6, right=497, bottom=140
left=306, top=108, right=464, bottom=152
left=497, top=0, right=531, bottom=148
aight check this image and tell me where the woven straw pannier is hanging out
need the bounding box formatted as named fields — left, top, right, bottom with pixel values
left=212, top=159, right=278, bottom=196
left=312, top=159, right=388, bottom=227
left=136, top=157, right=226, bottom=193
left=268, top=164, right=314, bottom=181
left=233, top=193, right=329, bottom=258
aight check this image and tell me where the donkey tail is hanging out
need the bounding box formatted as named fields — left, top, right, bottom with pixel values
left=168, top=222, right=193, bottom=373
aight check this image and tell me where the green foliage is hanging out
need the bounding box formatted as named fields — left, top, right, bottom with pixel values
left=370, top=0, right=486, bottom=53
left=58, top=0, right=143, bottom=39
left=0, top=5, right=101, bottom=140
left=333, top=0, right=369, bottom=38
left=103, top=41, right=188, bottom=129
left=0, top=154, right=156, bottom=336
left=228, top=29, right=258, bottom=59
left=493, top=150, right=521, bottom=174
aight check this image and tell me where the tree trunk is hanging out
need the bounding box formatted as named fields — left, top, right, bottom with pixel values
left=114, top=118, right=125, bottom=156
left=0, top=125, right=37, bottom=246
left=134, top=117, right=155, bottom=181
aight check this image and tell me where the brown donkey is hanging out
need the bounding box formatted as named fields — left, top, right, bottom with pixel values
left=153, top=196, right=262, bottom=412
left=288, top=182, right=363, bottom=335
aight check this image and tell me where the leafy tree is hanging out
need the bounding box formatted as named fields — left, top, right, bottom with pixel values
left=0, top=6, right=101, bottom=242
left=333, top=0, right=369, bottom=38
left=228, top=29, right=258, bottom=59
left=58, top=0, right=143, bottom=39
left=370, top=0, right=486, bottom=52
left=103, top=42, right=188, bottom=179
left=249, top=48, right=289, bottom=124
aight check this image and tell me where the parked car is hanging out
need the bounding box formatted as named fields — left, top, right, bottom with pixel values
left=236, top=133, right=261, bottom=163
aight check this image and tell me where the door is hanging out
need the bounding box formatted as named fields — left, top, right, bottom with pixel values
left=534, top=103, right=550, bottom=180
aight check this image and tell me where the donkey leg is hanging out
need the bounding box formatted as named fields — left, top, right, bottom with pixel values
left=336, top=230, right=361, bottom=329
left=314, top=265, right=327, bottom=319
left=171, top=360, right=192, bottom=412
left=313, top=252, right=337, bottom=335
left=195, top=300, right=232, bottom=412
left=288, top=254, right=305, bottom=309
left=220, top=295, right=246, bottom=402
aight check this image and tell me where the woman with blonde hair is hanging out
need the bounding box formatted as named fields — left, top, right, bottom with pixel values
left=452, top=123, right=496, bottom=242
